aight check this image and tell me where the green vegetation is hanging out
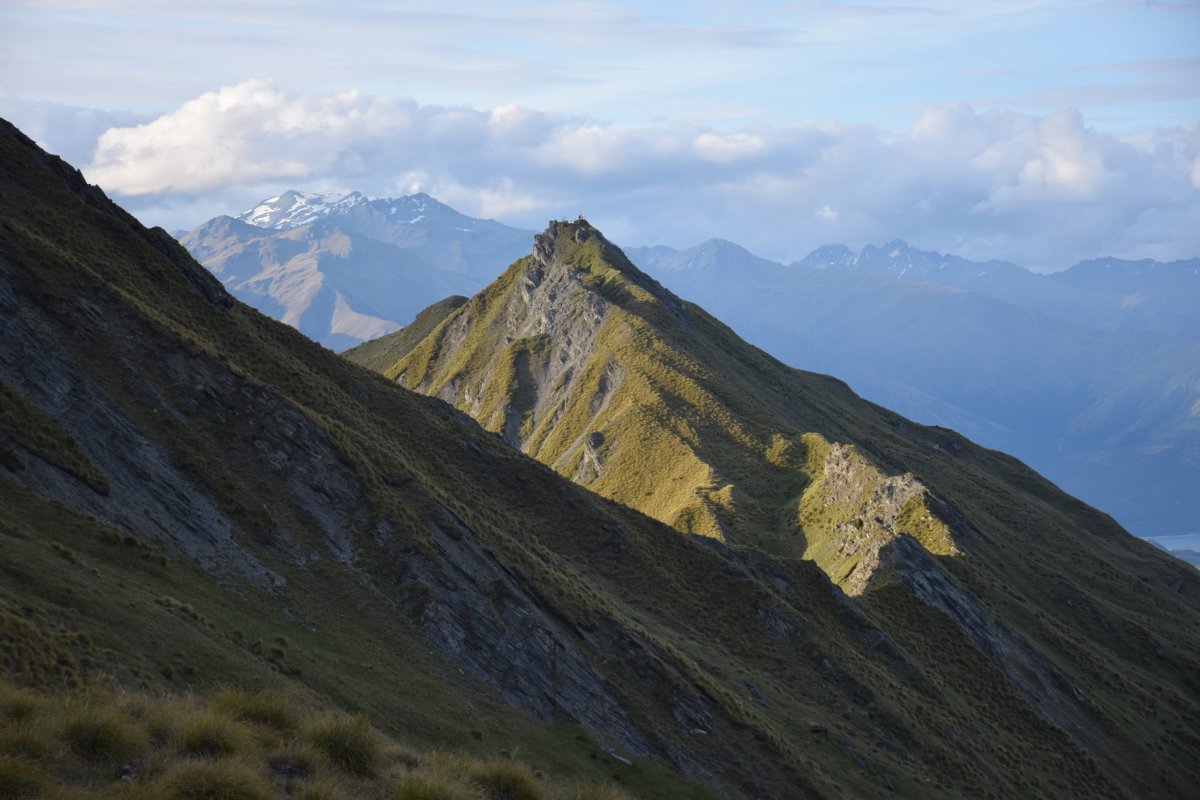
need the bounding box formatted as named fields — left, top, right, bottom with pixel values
left=0, top=678, right=632, bottom=800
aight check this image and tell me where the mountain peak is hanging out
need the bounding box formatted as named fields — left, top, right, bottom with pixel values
left=532, top=217, right=598, bottom=265
left=857, top=239, right=922, bottom=262
left=529, top=218, right=681, bottom=312
left=794, top=243, right=855, bottom=268
left=235, top=189, right=363, bottom=229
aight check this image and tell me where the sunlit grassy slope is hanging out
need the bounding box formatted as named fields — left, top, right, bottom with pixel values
left=357, top=218, right=1200, bottom=799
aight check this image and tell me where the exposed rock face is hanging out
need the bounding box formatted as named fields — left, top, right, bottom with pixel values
left=802, top=440, right=960, bottom=596
left=402, top=516, right=654, bottom=760
left=0, top=269, right=281, bottom=589
left=413, top=221, right=617, bottom=467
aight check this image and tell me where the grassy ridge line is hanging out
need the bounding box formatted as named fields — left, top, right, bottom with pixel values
left=0, top=122, right=726, bottom=798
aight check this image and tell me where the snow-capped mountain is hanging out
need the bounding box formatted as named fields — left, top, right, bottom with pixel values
left=232, top=190, right=533, bottom=277
left=181, top=191, right=534, bottom=350
left=236, top=190, right=450, bottom=233
left=236, top=189, right=374, bottom=229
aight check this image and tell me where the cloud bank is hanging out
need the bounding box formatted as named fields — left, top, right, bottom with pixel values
left=75, top=80, right=1200, bottom=267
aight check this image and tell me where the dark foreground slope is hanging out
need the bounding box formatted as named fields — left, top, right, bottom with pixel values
left=357, top=219, right=1200, bottom=798
left=1, top=122, right=1169, bottom=799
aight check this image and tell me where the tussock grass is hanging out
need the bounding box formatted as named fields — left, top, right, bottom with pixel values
left=156, top=760, right=274, bottom=800
left=61, top=703, right=145, bottom=762
left=215, top=687, right=296, bottom=732
left=307, top=713, right=381, bottom=776
left=0, top=755, right=48, bottom=799
left=178, top=711, right=246, bottom=758
left=393, top=772, right=484, bottom=800
left=0, top=677, right=632, bottom=800
left=295, top=779, right=354, bottom=800
left=570, top=786, right=634, bottom=800
left=470, top=760, right=546, bottom=799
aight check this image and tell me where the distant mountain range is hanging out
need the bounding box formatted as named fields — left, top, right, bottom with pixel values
left=180, top=190, right=533, bottom=349
left=182, top=192, right=1199, bottom=540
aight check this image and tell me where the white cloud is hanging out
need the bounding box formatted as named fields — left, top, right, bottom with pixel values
left=70, top=81, right=1200, bottom=268
left=694, top=132, right=767, bottom=163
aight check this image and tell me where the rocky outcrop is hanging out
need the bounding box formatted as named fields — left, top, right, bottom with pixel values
left=0, top=269, right=280, bottom=588
left=401, top=515, right=654, bottom=760
left=800, top=438, right=961, bottom=595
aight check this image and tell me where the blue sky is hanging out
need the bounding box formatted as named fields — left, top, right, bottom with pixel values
left=1, top=1, right=1198, bottom=266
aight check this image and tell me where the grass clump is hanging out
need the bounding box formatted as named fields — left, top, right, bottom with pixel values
left=157, top=760, right=273, bottom=800
left=393, top=772, right=483, bottom=800
left=179, top=712, right=244, bottom=758
left=215, top=687, right=296, bottom=731
left=470, top=760, right=546, bottom=800
left=296, top=780, right=353, bottom=800
left=307, top=714, right=380, bottom=777
left=0, top=687, right=39, bottom=723
left=570, top=786, right=634, bottom=800
left=266, top=741, right=322, bottom=781
left=62, top=704, right=144, bottom=763
left=0, top=755, right=47, bottom=799
left=0, top=674, right=683, bottom=800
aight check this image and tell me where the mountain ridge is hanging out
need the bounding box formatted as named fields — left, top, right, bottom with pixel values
left=355, top=216, right=1200, bottom=797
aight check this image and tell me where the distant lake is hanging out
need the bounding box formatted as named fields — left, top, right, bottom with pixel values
left=1144, top=533, right=1200, bottom=552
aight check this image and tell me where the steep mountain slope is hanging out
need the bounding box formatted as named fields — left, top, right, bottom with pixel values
left=626, top=239, right=1200, bottom=536
left=360, top=218, right=1200, bottom=798
left=180, top=191, right=534, bottom=348
left=9, top=122, right=1186, bottom=799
